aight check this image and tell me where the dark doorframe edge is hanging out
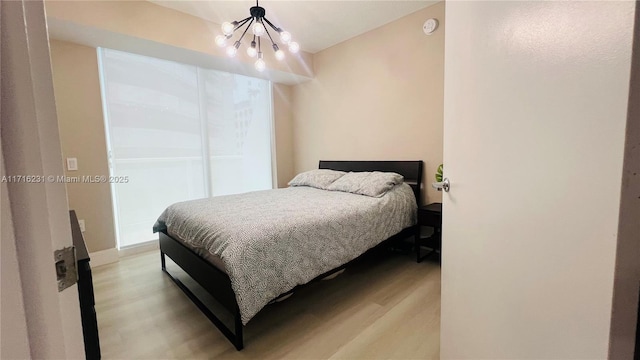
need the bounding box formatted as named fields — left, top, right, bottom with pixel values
left=608, top=2, right=640, bottom=360
left=635, top=285, right=640, bottom=359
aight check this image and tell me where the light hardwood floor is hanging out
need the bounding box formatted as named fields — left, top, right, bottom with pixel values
left=93, top=247, right=441, bottom=359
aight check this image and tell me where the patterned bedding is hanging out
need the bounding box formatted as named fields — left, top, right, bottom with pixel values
left=153, top=184, right=417, bottom=324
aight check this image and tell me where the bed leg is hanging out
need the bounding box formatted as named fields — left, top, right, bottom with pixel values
left=234, top=310, right=244, bottom=350
left=161, top=251, right=166, bottom=270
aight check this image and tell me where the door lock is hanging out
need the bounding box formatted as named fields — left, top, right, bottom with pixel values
left=54, top=246, right=77, bottom=292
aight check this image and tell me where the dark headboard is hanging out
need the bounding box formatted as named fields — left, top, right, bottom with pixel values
left=318, top=160, right=423, bottom=205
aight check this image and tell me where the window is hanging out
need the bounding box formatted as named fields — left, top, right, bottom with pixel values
left=98, top=48, right=273, bottom=248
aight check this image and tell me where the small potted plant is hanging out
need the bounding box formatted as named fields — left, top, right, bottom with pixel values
left=435, top=164, right=443, bottom=183
left=432, top=164, right=447, bottom=191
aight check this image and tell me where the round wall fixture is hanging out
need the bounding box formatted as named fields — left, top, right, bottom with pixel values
left=423, top=19, right=439, bottom=35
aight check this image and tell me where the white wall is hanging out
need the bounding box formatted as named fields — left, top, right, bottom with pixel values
left=440, top=1, right=635, bottom=358
left=0, top=133, right=31, bottom=360
left=0, top=1, right=32, bottom=357
left=1, top=0, right=85, bottom=357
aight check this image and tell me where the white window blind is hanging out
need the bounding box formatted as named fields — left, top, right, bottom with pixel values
left=98, top=48, right=273, bottom=248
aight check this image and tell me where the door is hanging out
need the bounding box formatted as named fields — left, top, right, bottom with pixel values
left=1, top=0, right=85, bottom=358
left=440, top=1, right=635, bottom=359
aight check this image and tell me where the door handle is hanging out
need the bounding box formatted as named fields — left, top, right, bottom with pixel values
left=432, top=178, right=450, bottom=192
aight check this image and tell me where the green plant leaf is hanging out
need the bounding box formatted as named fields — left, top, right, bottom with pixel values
left=435, top=164, right=443, bottom=182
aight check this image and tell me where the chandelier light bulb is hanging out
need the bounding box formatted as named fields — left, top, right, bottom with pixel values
left=246, top=40, right=258, bottom=57
left=279, top=31, right=292, bottom=44
left=252, top=22, right=266, bottom=36
left=255, top=58, right=266, bottom=72
left=272, top=44, right=285, bottom=61
left=226, top=41, right=240, bottom=57
left=221, top=22, right=235, bottom=35
left=219, top=2, right=301, bottom=71
left=288, top=41, right=300, bottom=54
left=215, top=35, right=228, bottom=47
left=247, top=47, right=257, bottom=58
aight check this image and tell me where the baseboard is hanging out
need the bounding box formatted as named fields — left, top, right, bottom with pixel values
left=88, top=240, right=159, bottom=267
left=89, top=248, right=119, bottom=267
left=119, top=240, right=159, bottom=258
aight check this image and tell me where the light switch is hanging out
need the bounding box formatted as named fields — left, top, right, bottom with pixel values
left=78, top=219, right=85, bottom=232
left=66, top=158, right=78, bottom=171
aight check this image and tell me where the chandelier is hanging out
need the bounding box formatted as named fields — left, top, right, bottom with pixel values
left=215, top=0, right=300, bottom=72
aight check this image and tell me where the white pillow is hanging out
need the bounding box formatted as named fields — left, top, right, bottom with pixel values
left=326, top=171, right=404, bottom=197
left=288, top=169, right=346, bottom=189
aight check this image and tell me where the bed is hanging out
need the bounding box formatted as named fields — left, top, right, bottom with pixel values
left=154, top=160, right=423, bottom=350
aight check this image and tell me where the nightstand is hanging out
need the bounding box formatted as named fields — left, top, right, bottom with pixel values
left=415, top=203, right=442, bottom=263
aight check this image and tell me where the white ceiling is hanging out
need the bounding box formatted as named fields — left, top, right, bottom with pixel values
left=149, top=1, right=439, bottom=53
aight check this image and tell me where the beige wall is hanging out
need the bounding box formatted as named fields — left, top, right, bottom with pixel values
left=47, top=1, right=301, bottom=253
left=50, top=40, right=296, bottom=251
left=50, top=40, right=117, bottom=253
left=45, top=0, right=313, bottom=83
left=48, top=1, right=444, bottom=254
left=273, top=83, right=294, bottom=188
left=291, top=2, right=445, bottom=205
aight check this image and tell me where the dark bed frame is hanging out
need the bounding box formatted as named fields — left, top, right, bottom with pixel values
left=159, top=160, right=423, bottom=350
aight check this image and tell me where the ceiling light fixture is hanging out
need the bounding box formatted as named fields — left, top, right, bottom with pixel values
left=215, top=0, right=299, bottom=72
